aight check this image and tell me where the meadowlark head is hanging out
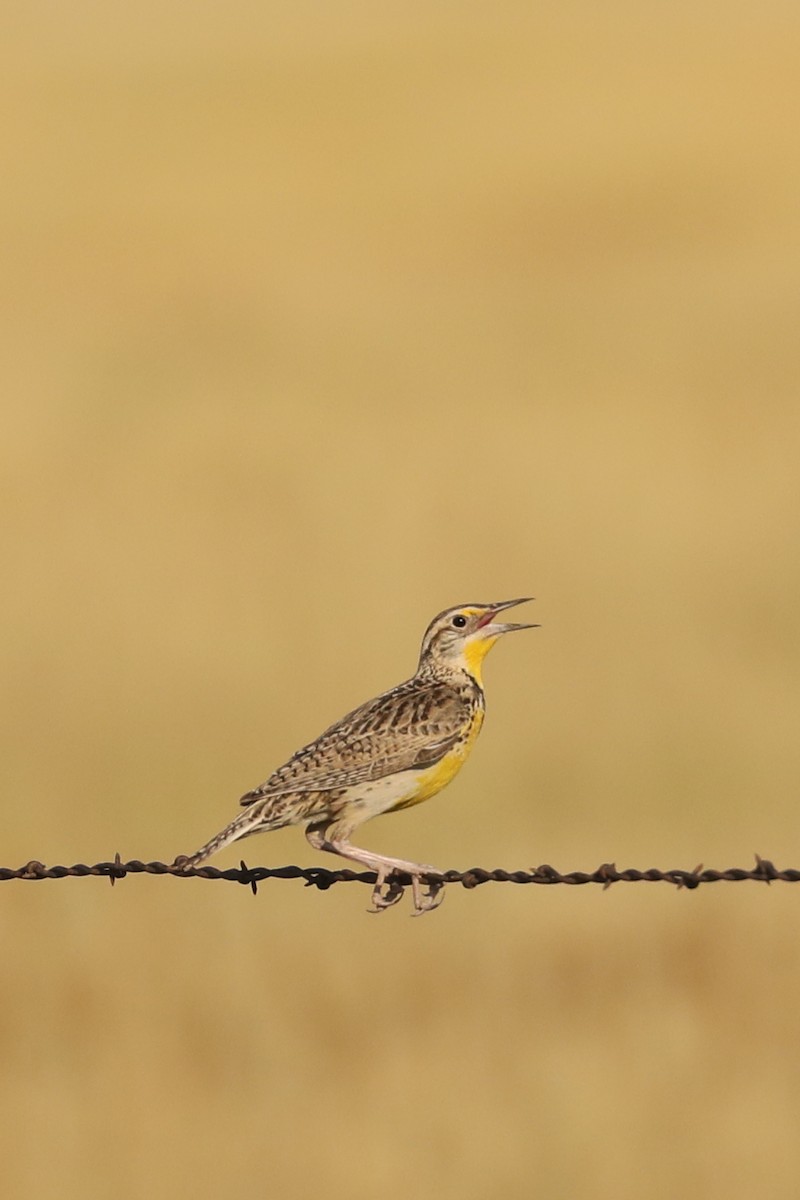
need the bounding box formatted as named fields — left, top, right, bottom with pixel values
left=418, top=598, right=537, bottom=684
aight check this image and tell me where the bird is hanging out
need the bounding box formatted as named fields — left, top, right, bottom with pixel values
left=174, top=598, right=536, bottom=913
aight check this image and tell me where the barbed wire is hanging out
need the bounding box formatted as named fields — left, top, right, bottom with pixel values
left=0, top=854, right=797, bottom=894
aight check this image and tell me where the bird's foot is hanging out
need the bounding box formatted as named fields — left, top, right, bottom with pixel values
left=368, top=872, right=407, bottom=912
left=410, top=871, right=446, bottom=915
left=367, top=863, right=446, bottom=915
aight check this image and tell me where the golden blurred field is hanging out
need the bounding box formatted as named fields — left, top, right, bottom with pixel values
left=3, top=3, right=800, bottom=1196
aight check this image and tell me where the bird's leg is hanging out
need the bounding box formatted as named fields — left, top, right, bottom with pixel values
left=305, top=824, right=445, bottom=914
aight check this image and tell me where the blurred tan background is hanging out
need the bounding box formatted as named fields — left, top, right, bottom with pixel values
left=2, top=2, right=800, bottom=1196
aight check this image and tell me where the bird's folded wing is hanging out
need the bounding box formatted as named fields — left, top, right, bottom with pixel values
left=239, top=680, right=469, bottom=805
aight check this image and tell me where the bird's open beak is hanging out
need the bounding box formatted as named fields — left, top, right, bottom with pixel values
left=475, top=597, right=539, bottom=636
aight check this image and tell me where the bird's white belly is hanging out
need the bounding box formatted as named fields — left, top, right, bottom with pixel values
left=346, top=772, right=424, bottom=821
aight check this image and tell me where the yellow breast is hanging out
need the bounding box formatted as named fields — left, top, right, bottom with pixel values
left=390, top=707, right=485, bottom=811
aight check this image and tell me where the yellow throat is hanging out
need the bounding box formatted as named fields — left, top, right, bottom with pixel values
left=462, top=632, right=501, bottom=687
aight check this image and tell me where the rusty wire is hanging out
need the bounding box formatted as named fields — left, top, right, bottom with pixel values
left=0, top=854, right=797, bottom=894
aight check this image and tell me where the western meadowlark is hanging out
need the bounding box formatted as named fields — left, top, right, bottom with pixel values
left=175, top=599, right=536, bottom=913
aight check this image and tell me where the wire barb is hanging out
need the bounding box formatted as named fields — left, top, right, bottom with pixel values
left=0, top=855, right=798, bottom=891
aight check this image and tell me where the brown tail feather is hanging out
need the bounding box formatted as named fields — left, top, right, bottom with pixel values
left=173, top=807, right=278, bottom=869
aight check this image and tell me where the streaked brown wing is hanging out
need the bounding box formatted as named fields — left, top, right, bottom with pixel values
left=240, top=677, right=469, bottom=805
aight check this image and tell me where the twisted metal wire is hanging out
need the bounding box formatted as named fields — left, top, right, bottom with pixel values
left=0, top=854, right=797, bottom=894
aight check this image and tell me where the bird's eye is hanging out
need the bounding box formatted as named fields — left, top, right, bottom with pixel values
left=451, top=614, right=467, bottom=628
